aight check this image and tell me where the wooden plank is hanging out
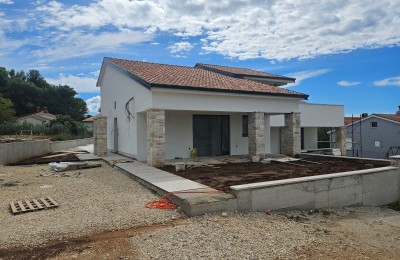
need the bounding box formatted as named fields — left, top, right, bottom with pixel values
left=25, top=200, right=35, bottom=210
left=46, top=197, right=59, bottom=207
left=41, top=153, right=71, bottom=158
left=40, top=198, right=51, bottom=208
left=17, top=201, right=26, bottom=211
left=32, top=199, right=44, bottom=209
left=10, top=202, right=18, bottom=214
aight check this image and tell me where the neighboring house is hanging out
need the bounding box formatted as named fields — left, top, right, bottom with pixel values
left=97, top=57, right=344, bottom=166
left=16, top=107, right=56, bottom=126
left=339, top=108, right=400, bottom=159
left=82, top=115, right=101, bottom=132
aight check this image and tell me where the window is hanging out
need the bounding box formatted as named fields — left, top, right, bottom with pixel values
left=370, top=121, right=378, bottom=128
left=242, top=115, right=248, bottom=137
left=114, top=101, right=116, bottom=109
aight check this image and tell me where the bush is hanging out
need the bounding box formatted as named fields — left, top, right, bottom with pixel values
left=0, top=116, right=92, bottom=140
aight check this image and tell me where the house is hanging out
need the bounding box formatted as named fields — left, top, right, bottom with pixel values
left=16, top=106, right=56, bottom=126
left=96, top=57, right=344, bottom=166
left=341, top=107, right=400, bottom=159
left=82, top=115, right=101, bottom=132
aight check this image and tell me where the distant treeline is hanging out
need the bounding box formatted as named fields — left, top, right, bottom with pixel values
left=0, top=67, right=87, bottom=121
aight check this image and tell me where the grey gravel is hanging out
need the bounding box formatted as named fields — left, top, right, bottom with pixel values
left=129, top=211, right=318, bottom=259
left=0, top=162, right=182, bottom=249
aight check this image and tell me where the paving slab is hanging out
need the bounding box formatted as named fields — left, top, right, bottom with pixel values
left=108, top=157, right=238, bottom=216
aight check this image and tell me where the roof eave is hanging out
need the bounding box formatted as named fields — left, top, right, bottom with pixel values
left=99, top=58, right=151, bottom=89
left=151, top=83, right=308, bottom=100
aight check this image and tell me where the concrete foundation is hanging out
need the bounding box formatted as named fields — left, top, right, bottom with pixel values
left=280, top=113, right=301, bottom=156
left=0, top=138, right=94, bottom=165
left=231, top=166, right=400, bottom=211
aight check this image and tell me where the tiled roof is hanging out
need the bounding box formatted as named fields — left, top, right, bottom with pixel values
left=344, top=117, right=360, bottom=125
left=17, top=112, right=56, bottom=122
left=82, top=115, right=101, bottom=122
left=195, top=63, right=295, bottom=81
left=345, top=114, right=400, bottom=125
left=105, top=58, right=307, bottom=99
left=374, top=114, right=400, bottom=123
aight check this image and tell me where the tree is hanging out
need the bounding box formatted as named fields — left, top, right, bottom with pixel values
left=0, top=67, right=88, bottom=120
left=0, top=96, right=16, bottom=123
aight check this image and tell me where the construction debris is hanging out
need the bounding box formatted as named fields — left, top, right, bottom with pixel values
left=48, top=162, right=102, bottom=172
left=10, top=197, right=59, bottom=215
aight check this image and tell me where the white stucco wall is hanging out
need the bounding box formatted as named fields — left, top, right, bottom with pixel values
left=299, top=103, right=344, bottom=127
left=270, top=103, right=344, bottom=128
left=17, top=118, right=44, bottom=125
left=303, top=127, right=318, bottom=149
left=152, top=88, right=301, bottom=113
left=164, top=111, right=250, bottom=159
left=99, top=64, right=152, bottom=157
left=270, top=127, right=280, bottom=154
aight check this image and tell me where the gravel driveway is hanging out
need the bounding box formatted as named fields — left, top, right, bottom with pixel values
left=0, top=162, right=181, bottom=249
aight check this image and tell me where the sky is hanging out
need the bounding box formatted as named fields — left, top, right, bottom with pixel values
left=0, top=0, right=399, bottom=116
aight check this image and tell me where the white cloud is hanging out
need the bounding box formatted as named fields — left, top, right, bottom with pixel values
left=284, top=69, right=330, bottom=87
left=373, top=76, right=400, bottom=87
left=30, top=29, right=152, bottom=62
left=168, top=41, right=194, bottom=54
left=337, top=80, right=361, bottom=86
left=1, top=0, right=399, bottom=62
left=86, top=96, right=101, bottom=114
left=46, top=74, right=98, bottom=93
left=0, top=0, right=13, bottom=4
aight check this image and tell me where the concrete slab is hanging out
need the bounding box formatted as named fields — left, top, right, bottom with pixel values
left=76, top=154, right=102, bottom=161
left=109, top=155, right=237, bottom=216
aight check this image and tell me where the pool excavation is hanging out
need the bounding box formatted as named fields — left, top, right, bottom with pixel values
left=112, top=154, right=400, bottom=216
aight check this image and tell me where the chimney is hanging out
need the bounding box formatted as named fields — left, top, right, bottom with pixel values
left=43, top=106, right=48, bottom=113
left=361, top=113, right=368, bottom=118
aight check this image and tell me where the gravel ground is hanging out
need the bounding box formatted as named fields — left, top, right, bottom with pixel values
left=1, top=162, right=399, bottom=259
left=0, top=162, right=182, bottom=249
left=129, top=211, right=317, bottom=259
left=128, top=207, right=400, bottom=260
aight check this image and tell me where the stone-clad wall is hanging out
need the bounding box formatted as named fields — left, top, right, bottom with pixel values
left=280, top=113, right=301, bottom=156
left=248, top=112, right=265, bottom=157
left=335, top=126, right=346, bottom=155
left=147, top=109, right=166, bottom=167
left=94, top=116, right=107, bottom=156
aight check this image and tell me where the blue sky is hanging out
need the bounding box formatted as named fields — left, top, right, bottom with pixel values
left=0, top=0, right=399, bottom=116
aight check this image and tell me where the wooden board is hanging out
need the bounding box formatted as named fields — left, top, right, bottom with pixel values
left=10, top=197, right=59, bottom=215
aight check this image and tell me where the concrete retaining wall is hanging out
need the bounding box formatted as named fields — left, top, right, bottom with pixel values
left=0, top=140, right=50, bottom=165
left=0, top=138, right=93, bottom=165
left=231, top=166, right=400, bottom=211
left=50, top=138, right=93, bottom=153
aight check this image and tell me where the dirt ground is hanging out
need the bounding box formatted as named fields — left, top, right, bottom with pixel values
left=162, top=157, right=382, bottom=192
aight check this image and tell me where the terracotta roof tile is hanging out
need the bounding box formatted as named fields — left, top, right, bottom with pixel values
left=195, top=63, right=295, bottom=80
left=344, top=117, right=360, bottom=125
left=17, top=111, right=56, bottom=122
left=374, top=114, right=400, bottom=123
left=105, top=58, right=307, bottom=98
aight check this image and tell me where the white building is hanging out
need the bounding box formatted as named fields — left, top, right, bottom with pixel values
left=97, top=58, right=344, bottom=166
left=16, top=107, right=56, bottom=126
